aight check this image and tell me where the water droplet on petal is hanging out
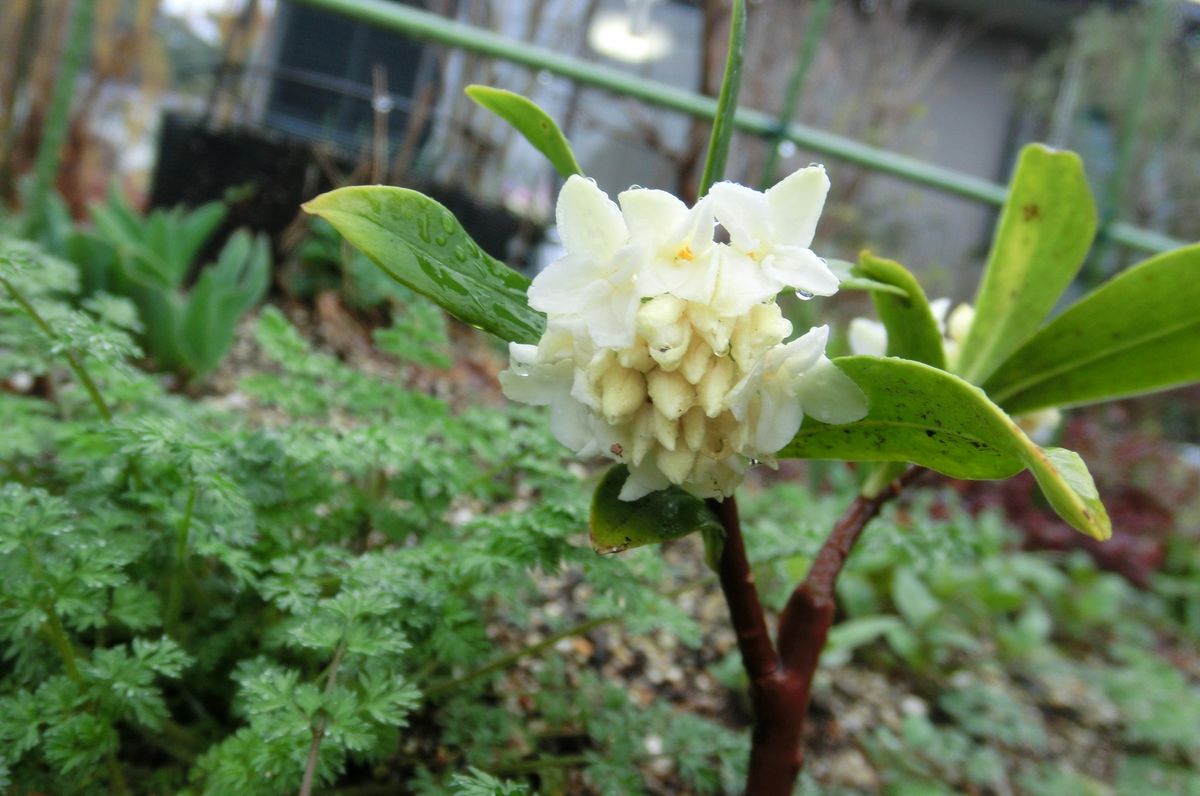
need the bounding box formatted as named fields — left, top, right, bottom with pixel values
left=794, top=289, right=815, bottom=301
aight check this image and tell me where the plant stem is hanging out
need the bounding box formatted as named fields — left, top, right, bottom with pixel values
left=710, top=468, right=923, bottom=795
left=707, top=496, right=776, bottom=678
left=696, top=0, right=746, bottom=198
left=1086, top=0, right=1172, bottom=277
left=164, top=484, right=199, bottom=638
left=28, top=547, right=131, bottom=795
left=493, top=752, right=592, bottom=776
left=707, top=494, right=804, bottom=793
left=298, top=643, right=346, bottom=796
left=757, top=0, right=833, bottom=188
left=0, top=276, right=113, bottom=421
left=26, top=0, right=96, bottom=232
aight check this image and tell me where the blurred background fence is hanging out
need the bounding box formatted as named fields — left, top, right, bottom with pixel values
left=2, top=0, right=1197, bottom=295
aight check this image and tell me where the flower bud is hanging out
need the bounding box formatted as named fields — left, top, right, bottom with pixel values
left=679, top=337, right=713, bottom=385
left=681, top=406, right=707, bottom=451
left=652, top=407, right=679, bottom=450
left=688, top=303, right=734, bottom=355
left=599, top=366, right=646, bottom=423
left=647, top=368, right=695, bottom=421
left=657, top=446, right=697, bottom=484
left=698, top=356, right=735, bottom=417
left=731, top=303, right=792, bottom=368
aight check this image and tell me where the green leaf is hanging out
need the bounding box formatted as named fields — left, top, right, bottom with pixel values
left=304, top=186, right=545, bottom=345
left=855, top=252, right=946, bottom=368
left=956, top=144, right=1097, bottom=384
left=464, top=85, right=582, bottom=179
left=984, top=244, right=1200, bottom=414
left=826, top=258, right=909, bottom=297
left=780, top=356, right=1110, bottom=539
left=589, top=466, right=723, bottom=555
left=825, top=616, right=903, bottom=662
left=179, top=230, right=271, bottom=377
left=892, top=567, right=940, bottom=626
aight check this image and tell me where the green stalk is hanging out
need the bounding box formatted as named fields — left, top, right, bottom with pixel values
left=1087, top=0, right=1173, bottom=277
left=26, top=0, right=96, bottom=233
left=26, top=542, right=131, bottom=796
left=697, top=0, right=746, bottom=198
left=1, top=275, right=112, bottom=421
left=288, top=0, right=1180, bottom=253
left=758, top=0, right=833, bottom=188
left=299, top=642, right=347, bottom=796
left=164, top=484, right=199, bottom=638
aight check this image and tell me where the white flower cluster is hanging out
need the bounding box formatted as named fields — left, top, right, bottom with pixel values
left=500, top=168, right=866, bottom=501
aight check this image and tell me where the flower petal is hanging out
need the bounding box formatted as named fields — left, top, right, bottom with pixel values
left=928, top=297, right=952, bottom=333
left=709, top=182, right=771, bottom=253
left=794, top=357, right=868, bottom=424
left=618, top=459, right=672, bottom=501
left=848, top=318, right=888, bottom=357
left=585, top=286, right=640, bottom=349
left=711, top=249, right=781, bottom=316
left=752, top=387, right=806, bottom=453
left=550, top=398, right=600, bottom=454
left=772, top=324, right=830, bottom=380
left=618, top=188, right=688, bottom=245
left=765, top=165, right=829, bottom=249
left=556, top=175, right=628, bottom=260
left=499, top=344, right=574, bottom=406
left=761, top=245, right=839, bottom=296
left=528, top=255, right=601, bottom=315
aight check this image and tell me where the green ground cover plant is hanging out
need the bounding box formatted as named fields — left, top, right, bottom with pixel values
left=1, top=1, right=1197, bottom=792
left=1, top=237, right=1195, bottom=790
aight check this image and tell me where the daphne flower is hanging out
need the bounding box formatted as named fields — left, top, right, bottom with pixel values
left=527, top=176, right=639, bottom=348
left=503, top=168, right=867, bottom=501
left=708, top=165, right=840, bottom=316
left=619, top=188, right=718, bottom=304
left=498, top=330, right=613, bottom=458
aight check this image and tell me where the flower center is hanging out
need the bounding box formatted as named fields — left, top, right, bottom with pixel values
left=674, top=244, right=695, bottom=263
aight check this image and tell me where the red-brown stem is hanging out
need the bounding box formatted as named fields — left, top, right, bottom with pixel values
left=709, top=466, right=923, bottom=796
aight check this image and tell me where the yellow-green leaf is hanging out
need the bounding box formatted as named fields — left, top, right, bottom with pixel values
left=781, top=356, right=1110, bottom=539
left=855, top=252, right=946, bottom=368
left=984, top=244, right=1200, bottom=414
left=465, top=85, right=583, bottom=179
left=956, top=145, right=1096, bottom=385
